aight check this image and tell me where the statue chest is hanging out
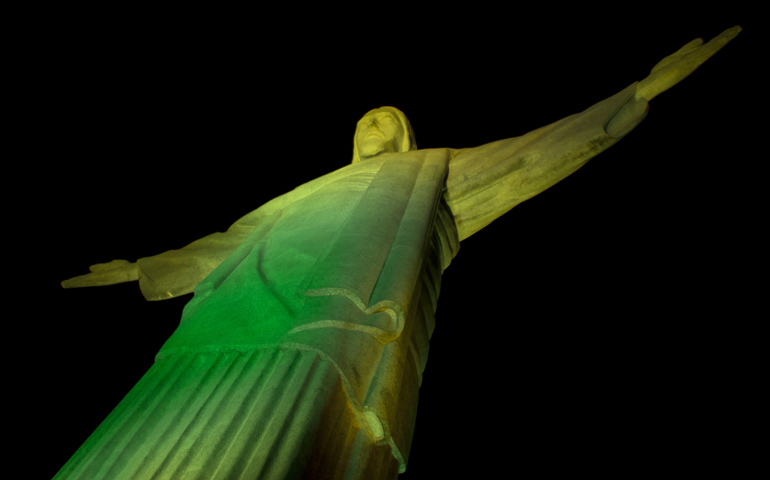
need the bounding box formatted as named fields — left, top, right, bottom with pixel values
left=160, top=151, right=458, bottom=366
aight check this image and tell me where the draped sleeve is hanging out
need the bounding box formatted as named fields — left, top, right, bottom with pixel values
left=444, top=82, right=648, bottom=241
left=134, top=163, right=371, bottom=300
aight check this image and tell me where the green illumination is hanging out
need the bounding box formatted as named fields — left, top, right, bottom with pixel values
left=58, top=27, right=740, bottom=479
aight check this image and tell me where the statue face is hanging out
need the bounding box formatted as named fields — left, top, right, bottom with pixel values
left=355, top=109, right=407, bottom=160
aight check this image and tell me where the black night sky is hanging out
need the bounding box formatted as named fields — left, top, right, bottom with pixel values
left=31, top=8, right=760, bottom=479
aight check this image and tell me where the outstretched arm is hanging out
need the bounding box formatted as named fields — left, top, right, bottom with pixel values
left=445, top=26, right=741, bottom=241
left=60, top=204, right=277, bottom=300
left=60, top=158, right=371, bottom=300
left=61, top=223, right=257, bottom=300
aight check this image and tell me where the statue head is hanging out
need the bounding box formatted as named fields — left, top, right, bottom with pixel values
left=352, top=106, right=417, bottom=163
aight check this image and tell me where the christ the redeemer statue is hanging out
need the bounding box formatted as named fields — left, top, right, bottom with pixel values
left=57, top=27, right=740, bottom=480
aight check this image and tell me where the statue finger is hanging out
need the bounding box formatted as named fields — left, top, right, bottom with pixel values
left=677, top=38, right=705, bottom=55
left=700, top=25, right=742, bottom=56
left=61, top=272, right=102, bottom=288
left=716, top=25, right=742, bottom=42
left=62, top=263, right=138, bottom=288
left=650, top=38, right=703, bottom=74
left=682, top=27, right=741, bottom=72
left=89, top=259, right=132, bottom=272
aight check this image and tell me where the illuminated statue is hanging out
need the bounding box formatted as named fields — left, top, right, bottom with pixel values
left=57, top=27, right=740, bottom=480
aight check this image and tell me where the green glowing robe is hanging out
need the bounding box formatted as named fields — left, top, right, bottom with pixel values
left=56, top=84, right=647, bottom=479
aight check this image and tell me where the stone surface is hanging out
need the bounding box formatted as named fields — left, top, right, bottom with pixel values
left=50, top=24, right=747, bottom=479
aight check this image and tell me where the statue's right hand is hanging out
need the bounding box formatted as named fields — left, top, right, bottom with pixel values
left=61, top=259, right=139, bottom=288
left=635, top=26, right=741, bottom=102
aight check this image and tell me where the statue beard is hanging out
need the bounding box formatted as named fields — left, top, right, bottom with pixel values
left=358, top=136, right=396, bottom=160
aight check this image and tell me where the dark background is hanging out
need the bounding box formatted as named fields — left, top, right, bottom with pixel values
left=26, top=7, right=759, bottom=478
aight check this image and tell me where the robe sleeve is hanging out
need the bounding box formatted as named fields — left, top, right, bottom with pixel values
left=134, top=183, right=305, bottom=301
left=133, top=161, right=368, bottom=301
left=444, top=82, right=648, bottom=241
left=134, top=206, right=270, bottom=301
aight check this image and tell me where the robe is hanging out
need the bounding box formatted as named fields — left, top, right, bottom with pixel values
left=55, top=83, right=647, bottom=479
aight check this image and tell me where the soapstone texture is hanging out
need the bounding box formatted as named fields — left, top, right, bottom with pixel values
left=56, top=27, right=741, bottom=479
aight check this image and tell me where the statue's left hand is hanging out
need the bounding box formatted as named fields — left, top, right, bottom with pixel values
left=61, top=259, right=139, bottom=288
left=636, top=26, right=741, bottom=102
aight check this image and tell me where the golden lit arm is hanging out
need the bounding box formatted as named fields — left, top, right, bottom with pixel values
left=60, top=166, right=355, bottom=300
left=60, top=207, right=272, bottom=300
left=445, top=27, right=741, bottom=241
left=445, top=83, right=644, bottom=241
